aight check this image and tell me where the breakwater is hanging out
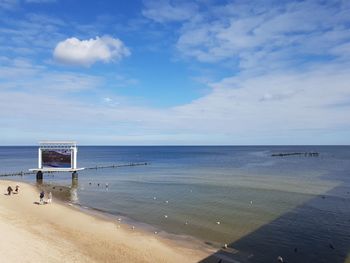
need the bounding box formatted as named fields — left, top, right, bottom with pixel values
left=0, top=162, right=149, bottom=177
left=271, top=152, right=319, bottom=157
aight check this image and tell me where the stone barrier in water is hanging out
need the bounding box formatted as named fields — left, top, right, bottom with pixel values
left=0, top=162, right=149, bottom=177
left=271, top=152, right=319, bottom=157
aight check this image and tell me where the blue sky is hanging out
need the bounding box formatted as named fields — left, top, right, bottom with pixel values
left=0, top=0, right=350, bottom=145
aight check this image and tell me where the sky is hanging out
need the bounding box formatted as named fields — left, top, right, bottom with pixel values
left=0, top=0, right=350, bottom=145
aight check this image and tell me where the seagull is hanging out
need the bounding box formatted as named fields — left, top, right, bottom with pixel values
left=154, top=231, right=158, bottom=234
left=132, top=226, right=135, bottom=230
left=216, top=221, right=221, bottom=225
left=164, top=215, right=168, bottom=218
left=250, top=200, right=253, bottom=205
left=165, top=200, right=169, bottom=204
left=118, top=218, right=122, bottom=222
left=153, top=196, right=157, bottom=200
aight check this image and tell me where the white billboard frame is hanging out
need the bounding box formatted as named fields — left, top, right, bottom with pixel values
left=30, top=141, right=84, bottom=172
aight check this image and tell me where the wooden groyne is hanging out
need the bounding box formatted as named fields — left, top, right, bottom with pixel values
left=271, top=152, right=319, bottom=157
left=85, top=162, right=149, bottom=170
left=0, top=171, right=34, bottom=177
left=0, top=162, right=149, bottom=177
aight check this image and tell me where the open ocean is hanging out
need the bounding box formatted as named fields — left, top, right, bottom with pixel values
left=1, top=146, right=350, bottom=262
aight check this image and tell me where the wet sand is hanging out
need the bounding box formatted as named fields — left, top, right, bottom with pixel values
left=0, top=180, right=211, bottom=263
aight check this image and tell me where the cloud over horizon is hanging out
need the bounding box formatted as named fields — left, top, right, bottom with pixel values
left=53, top=36, right=130, bottom=67
left=0, top=0, right=350, bottom=144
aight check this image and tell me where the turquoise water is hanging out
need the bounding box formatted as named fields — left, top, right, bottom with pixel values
left=1, top=146, right=350, bottom=262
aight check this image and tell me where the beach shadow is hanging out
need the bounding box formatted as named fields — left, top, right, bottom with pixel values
left=199, top=175, right=350, bottom=263
left=33, top=201, right=48, bottom=205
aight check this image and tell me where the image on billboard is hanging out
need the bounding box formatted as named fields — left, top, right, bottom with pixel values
left=42, top=149, right=71, bottom=168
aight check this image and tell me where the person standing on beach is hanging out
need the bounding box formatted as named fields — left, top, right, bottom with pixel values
left=39, top=191, right=45, bottom=204
left=15, top=185, right=19, bottom=194
left=7, top=186, right=13, bottom=195
left=47, top=192, right=52, bottom=204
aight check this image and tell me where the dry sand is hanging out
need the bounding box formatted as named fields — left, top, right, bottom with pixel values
left=0, top=180, right=211, bottom=263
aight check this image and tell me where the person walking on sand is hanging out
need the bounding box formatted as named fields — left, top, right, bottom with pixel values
left=47, top=192, right=52, bottom=204
left=7, top=186, right=13, bottom=195
left=39, top=191, right=45, bottom=205
left=15, top=185, right=19, bottom=194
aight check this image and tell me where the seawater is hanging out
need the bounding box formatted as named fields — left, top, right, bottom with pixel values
left=1, top=146, right=350, bottom=263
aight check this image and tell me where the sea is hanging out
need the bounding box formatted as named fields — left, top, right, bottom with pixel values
left=1, top=146, right=350, bottom=263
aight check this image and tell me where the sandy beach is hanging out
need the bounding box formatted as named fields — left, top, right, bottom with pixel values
left=0, top=180, right=211, bottom=263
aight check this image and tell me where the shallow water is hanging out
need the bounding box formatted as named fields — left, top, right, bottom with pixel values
left=1, top=146, right=350, bottom=262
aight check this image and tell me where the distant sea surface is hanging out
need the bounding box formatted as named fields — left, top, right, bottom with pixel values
left=1, top=146, right=350, bottom=263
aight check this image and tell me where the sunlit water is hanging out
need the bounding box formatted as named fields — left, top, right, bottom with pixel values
left=1, top=146, right=350, bottom=262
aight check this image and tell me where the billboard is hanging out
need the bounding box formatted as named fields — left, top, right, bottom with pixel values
left=41, top=149, right=72, bottom=168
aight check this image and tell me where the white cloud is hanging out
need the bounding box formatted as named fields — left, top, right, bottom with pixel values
left=0, top=0, right=18, bottom=10
left=0, top=13, right=67, bottom=56
left=1, top=1, right=350, bottom=144
left=53, top=36, right=130, bottom=67
left=1, top=59, right=350, bottom=144
left=142, top=0, right=197, bottom=23
left=168, top=63, right=350, bottom=137
left=176, top=0, right=350, bottom=72
left=0, top=57, right=103, bottom=91
left=25, top=0, right=56, bottom=3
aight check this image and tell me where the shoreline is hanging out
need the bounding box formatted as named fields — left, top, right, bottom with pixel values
left=0, top=179, right=214, bottom=262
left=33, top=179, right=221, bottom=252
left=72, top=203, right=217, bottom=251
